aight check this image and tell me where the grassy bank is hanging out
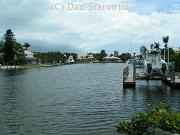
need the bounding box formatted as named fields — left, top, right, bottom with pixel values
left=23, top=64, right=42, bottom=68
left=75, top=61, right=125, bottom=64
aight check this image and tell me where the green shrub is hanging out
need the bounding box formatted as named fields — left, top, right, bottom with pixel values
left=116, top=105, right=180, bottom=135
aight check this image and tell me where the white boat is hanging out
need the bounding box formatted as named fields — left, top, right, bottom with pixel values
left=141, top=46, right=168, bottom=78
left=126, top=59, right=135, bottom=65
left=66, top=55, right=75, bottom=64
left=136, top=60, right=144, bottom=68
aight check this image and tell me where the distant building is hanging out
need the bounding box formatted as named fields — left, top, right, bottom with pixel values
left=173, top=48, right=180, bottom=53
left=24, top=50, right=41, bottom=64
left=77, top=54, right=94, bottom=60
left=25, top=50, right=34, bottom=57
left=104, top=56, right=121, bottom=61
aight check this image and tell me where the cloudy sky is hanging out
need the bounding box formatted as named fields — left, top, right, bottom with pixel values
left=0, top=0, right=180, bottom=54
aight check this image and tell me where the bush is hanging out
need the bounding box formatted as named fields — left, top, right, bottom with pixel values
left=116, top=105, right=180, bottom=135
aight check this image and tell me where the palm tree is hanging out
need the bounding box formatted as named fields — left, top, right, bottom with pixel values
left=99, top=50, right=107, bottom=61
left=162, top=35, right=169, bottom=62
left=23, top=42, right=31, bottom=50
left=15, top=43, right=25, bottom=64
left=150, top=44, right=154, bottom=49
left=133, top=53, right=136, bottom=58
left=154, top=42, right=160, bottom=50
left=114, top=51, right=119, bottom=57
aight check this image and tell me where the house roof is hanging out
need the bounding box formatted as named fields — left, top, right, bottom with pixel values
left=26, top=57, right=37, bottom=60
left=24, top=50, right=34, bottom=55
left=104, top=56, right=121, bottom=60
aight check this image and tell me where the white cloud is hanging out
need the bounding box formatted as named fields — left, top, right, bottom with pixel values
left=0, top=0, right=180, bottom=53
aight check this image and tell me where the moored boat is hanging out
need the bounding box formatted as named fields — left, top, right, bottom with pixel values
left=141, top=46, right=168, bottom=78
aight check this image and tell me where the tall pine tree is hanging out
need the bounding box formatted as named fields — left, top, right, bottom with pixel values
left=3, top=29, right=16, bottom=64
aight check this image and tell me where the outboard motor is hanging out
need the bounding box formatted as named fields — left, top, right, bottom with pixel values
left=147, top=63, right=152, bottom=75
left=161, top=63, right=167, bottom=75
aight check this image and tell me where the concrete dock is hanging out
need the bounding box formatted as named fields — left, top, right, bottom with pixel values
left=164, top=72, right=180, bottom=87
left=123, top=64, right=136, bottom=88
left=0, top=66, right=24, bottom=70
left=123, top=64, right=180, bottom=88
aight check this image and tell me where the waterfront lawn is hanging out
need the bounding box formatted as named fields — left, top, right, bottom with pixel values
left=23, top=64, right=42, bottom=68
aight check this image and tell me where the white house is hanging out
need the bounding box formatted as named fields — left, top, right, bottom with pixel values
left=104, top=56, right=121, bottom=61
left=24, top=50, right=34, bottom=58
left=77, top=54, right=94, bottom=60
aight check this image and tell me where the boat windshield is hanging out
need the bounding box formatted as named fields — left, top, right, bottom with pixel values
left=146, top=51, right=161, bottom=62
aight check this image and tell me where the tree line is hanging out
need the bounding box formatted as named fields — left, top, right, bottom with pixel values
left=92, top=50, right=131, bottom=62
left=0, top=29, right=78, bottom=65
left=1, top=29, right=179, bottom=70
left=0, top=29, right=132, bottom=65
left=35, top=52, right=77, bottom=64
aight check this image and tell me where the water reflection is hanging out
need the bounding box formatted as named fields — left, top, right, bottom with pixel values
left=0, top=71, right=27, bottom=134
left=123, top=80, right=180, bottom=112
left=0, top=64, right=179, bottom=135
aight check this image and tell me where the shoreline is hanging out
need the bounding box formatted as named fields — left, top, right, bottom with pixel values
left=0, top=62, right=127, bottom=70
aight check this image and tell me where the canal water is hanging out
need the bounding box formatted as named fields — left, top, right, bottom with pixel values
left=0, top=64, right=179, bottom=135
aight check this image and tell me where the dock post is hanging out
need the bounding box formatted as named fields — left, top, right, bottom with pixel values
left=123, top=64, right=136, bottom=88
left=133, top=63, right=136, bottom=82
left=172, top=71, right=175, bottom=84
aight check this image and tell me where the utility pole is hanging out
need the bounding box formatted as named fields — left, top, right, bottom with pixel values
left=164, top=47, right=166, bottom=61
left=168, top=47, right=169, bottom=64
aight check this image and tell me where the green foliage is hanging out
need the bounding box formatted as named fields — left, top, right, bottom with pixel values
left=154, top=42, right=161, bottom=50
left=161, top=48, right=175, bottom=58
left=114, top=51, right=119, bottom=57
left=0, top=41, right=4, bottom=64
left=171, top=53, right=180, bottom=71
left=93, top=50, right=107, bottom=61
left=23, top=42, right=31, bottom=50
left=35, top=51, right=77, bottom=64
left=3, top=29, right=16, bottom=64
left=162, top=35, right=169, bottom=48
left=0, top=40, right=3, bottom=55
left=0, top=29, right=27, bottom=65
left=15, top=42, right=26, bottom=64
left=161, top=47, right=180, bottom=71
left=116, top=105, right=180, bottom=135
left=119, top=53, right=131, bottom=61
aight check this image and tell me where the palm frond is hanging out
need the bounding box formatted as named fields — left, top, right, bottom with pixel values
left=162, top=35, right=169, bottom=44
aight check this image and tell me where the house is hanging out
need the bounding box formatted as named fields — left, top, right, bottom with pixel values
left=24, top=50, right=41, bottom=64
left=104, top=56, right=121, bottom=61
left=104, top=56, right=121, bottom=60
left=77, top=54, right=94, bottom=60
